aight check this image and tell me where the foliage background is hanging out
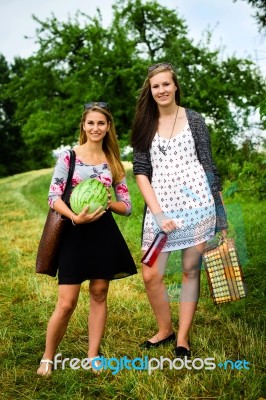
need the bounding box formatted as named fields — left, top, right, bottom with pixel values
left=0, top=0, right=265, bottom=195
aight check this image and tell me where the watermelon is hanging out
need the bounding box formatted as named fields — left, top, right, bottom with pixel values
left=70, top=179, right=108, bottom=214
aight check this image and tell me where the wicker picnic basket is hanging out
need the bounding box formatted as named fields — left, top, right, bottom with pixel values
left=202, top=237, right=247, bottom=305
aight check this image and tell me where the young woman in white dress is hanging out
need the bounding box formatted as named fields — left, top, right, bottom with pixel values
left=131, top=63, right=227, bottom=357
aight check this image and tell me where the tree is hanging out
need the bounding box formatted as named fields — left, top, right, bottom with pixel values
left=1, top=0, right=265, bottom=177
left=0, top=55, right=32, bottom=176
left=113, top=0, right=265, bottom=175
left=112, top=0, right=188, bottom=60
left=233, top=0, right=266, bottom=32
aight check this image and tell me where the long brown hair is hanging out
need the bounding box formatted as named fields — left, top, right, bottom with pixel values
left=131, top=64, right=181, bottom=151
left=79, top=106, right=125, bottom=184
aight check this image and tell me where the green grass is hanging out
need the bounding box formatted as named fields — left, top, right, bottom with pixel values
left=0, top=168, right=265, bottom=400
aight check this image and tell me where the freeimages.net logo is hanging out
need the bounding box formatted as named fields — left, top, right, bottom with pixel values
left=53, top=354, right=250, bottom=375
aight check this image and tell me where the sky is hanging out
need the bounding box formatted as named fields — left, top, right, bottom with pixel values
left=0, top=0, right=265, bottom=74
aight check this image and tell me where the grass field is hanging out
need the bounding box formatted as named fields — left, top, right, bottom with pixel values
left=0, top=167, right=265, bottom=400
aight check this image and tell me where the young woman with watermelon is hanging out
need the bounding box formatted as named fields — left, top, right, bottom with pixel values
left=131, top=63, right=228, bottom=358
left=37, top=103, right=137, bottom=376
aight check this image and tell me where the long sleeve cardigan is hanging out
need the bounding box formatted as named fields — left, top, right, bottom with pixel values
left=133, top=108, right=228, bottom=233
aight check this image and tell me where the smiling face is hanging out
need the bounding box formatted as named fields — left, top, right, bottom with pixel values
left=83, top=110, right=110, bottom=143
left=149, top=70, right=177, bottom=107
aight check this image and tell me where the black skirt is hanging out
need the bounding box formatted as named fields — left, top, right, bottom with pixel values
left=58, top=210, right=137, bottom=284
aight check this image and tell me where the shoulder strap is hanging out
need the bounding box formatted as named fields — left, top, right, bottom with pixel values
left=61, top=150, right=76, bottom=203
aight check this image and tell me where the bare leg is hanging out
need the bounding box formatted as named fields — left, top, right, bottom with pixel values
left=37, top=284, right=81, bottom=375
left=142, top=251, right=174, bottom=342
left=177, top=242, right=206, bottom=349
left=88, top=279, right=109, bottom=358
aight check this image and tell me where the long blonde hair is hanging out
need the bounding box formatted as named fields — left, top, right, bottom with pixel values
left=79, top=106, right=125, bottom=184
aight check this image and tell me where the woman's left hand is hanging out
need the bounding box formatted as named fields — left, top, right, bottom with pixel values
left=221, top=229, right=227, bottom=239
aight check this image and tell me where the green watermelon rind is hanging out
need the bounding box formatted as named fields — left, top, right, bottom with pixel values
left=70, top=179, right=108, bottom=214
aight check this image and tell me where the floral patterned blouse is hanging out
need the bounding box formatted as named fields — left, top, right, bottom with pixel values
left=48, top=150, right=132, bottom=216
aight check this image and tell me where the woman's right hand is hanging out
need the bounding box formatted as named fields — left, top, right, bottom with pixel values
left=73, top=206, right=106, bottom=224
left=153, top=212, right=177, bottom=234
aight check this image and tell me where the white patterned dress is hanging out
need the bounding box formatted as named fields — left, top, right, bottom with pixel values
left=142, top=122, right=216, bottom=251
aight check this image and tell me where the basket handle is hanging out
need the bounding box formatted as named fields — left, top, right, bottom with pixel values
left=218, top=228, right=228, bottom=244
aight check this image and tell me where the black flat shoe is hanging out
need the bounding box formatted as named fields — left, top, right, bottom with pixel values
left=174, top=346, right=191, bottom=358
left=140, top=332, right=176, bottom=349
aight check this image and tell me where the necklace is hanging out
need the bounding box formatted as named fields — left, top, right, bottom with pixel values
left=158, top=106, right=179, bottom=156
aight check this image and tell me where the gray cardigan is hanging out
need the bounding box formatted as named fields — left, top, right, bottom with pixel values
left=133, top=108, right=228, bottom=233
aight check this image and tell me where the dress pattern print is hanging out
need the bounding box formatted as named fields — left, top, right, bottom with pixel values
left=142, top=122, right=216, bottom=251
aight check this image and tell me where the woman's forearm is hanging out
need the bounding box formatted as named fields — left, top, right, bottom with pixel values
left=136, top=175, right=162, bottom=214
left=109, top=201, right=129, bottom=216
left=52, top=198, right=75, bottom=219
